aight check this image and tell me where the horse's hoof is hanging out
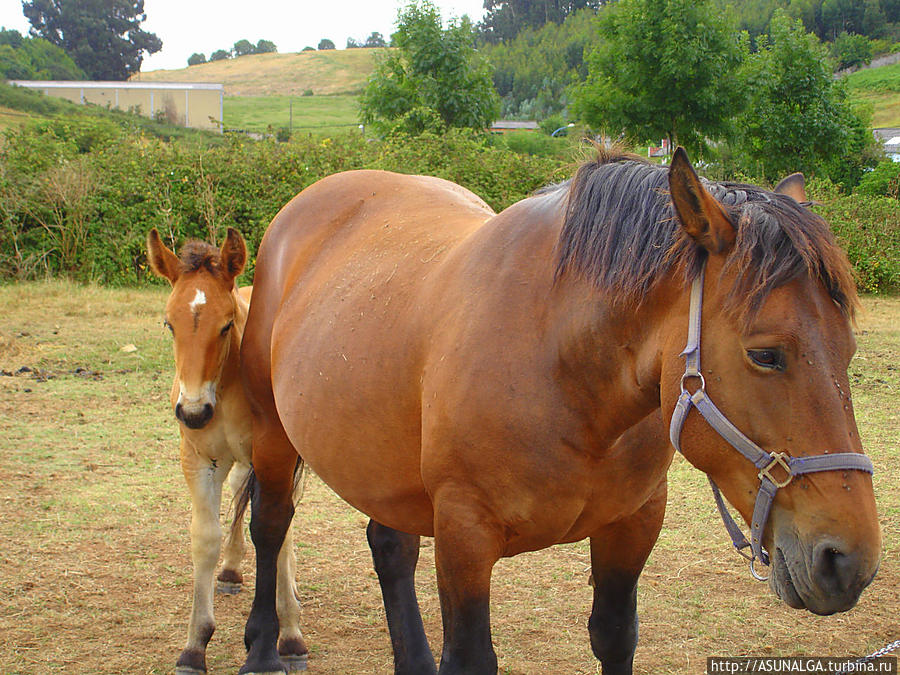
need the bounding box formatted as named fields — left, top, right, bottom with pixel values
left=175, top=667, right=206, bottom=675
left=281, top=653, right=308, bottom=672
left=216, top=579, right=242, bottom=595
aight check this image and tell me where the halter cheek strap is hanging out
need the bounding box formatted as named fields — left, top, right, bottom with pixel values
left=668, top=265, right=874, bottom=580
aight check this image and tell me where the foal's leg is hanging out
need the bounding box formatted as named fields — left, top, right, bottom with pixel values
left=240, top=424, right=307, bottom=675
left=275, top=499, right=307, bottom=671
left=432, top=490, right=503, bottom=675
left=588, top=483, right=666, bottom=675
left=217, top=461, right=251, bottom=594
left=367, top=520, right=436, bottom=675
left=176, top=447, right=233, bottom=674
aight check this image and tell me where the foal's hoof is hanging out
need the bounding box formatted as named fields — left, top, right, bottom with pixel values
left=175, top=667, right=206, bottom=675
left=216, top=579, right=242, bottom=595
left=281, top=653, right=308, bottom=672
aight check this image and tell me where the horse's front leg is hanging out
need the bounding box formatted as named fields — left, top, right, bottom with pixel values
left=367, top=519, right=436, bottom=675
left=176, top=444, right=232, bottom=674
left=217, top=460, right=250, bottom=594
left=588, top=482, right=666, bottom=675
left=433, top=488, right=503, bottom=675
left=241, top=423, right=305, bottom=675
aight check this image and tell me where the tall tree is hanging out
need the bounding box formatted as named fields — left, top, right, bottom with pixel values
left=23, top=0, right=161, bottom=80
left=479, top=0, right=602, bottom=43
left=731, top=10, right=873, bottom=184
left=359, top=0, right=499, bottom=135
left=0, top=28, right=85, bottom=80
left=572, top=0, right=745, bottom=156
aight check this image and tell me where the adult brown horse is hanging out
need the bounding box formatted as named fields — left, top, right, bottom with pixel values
left=238, top=148, right=881, bottom=675
left=147, top=229, right=307, bottom=674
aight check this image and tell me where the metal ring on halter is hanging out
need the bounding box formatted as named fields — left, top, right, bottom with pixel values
left=749, top=557, right=770, bottom=582
left=680, top=371, right=706, bottom=394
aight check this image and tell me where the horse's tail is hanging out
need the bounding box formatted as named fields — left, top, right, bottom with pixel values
left=230, top=456, right=305, bottom=543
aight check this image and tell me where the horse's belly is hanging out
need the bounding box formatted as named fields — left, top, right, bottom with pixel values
left=271, top=307, right=435, bottom=536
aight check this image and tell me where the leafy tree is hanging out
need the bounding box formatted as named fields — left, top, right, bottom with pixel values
left=23, top=0, right=162, bottom=80
left=255, top=39, right=277, bottom=53
left=187, top=52, right=206, bottom=66
left=0, top=28, right=85, bottom=79
left=233, top=39, right=254, bottom=57
left=572, top=0, right=745, bottom=156
left=302, top=45, right=315, bottom=51
left=365, top=31, right=387, bottom=47
left=731, top=11, right=874, bottom=184
left=210, top=49, right=230, bottom=61
left=318, top=38, right=335, bottom=50
left=479, top=0, right=602, bottom=43
left=346, top=37, right=362, bottom=48
left=482, top=8, right=596, bottom=118
left=830, top=31, right=872, bottom=69
left=359, top=0, right=499, bottom=135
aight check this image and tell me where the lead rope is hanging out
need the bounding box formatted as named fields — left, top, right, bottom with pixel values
left=836, top=640, right=900, bottom=674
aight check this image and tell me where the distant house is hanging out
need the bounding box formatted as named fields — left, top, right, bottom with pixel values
left=873, top=128, right=900, bottom=162
left=7, top=80, right=224, bottom=132
left=490, top=120, right=539, bottom=133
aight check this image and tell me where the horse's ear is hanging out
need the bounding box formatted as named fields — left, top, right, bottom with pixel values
left=147, top=228, right=181, bottom=284
left=220, top=227, right=246, bottom=285
left=668, top=147, right=735, bottom=254
left=773, top=172, right=807, bottom=203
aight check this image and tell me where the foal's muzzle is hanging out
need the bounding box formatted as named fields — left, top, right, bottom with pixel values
left=175, top=401, right=214, bottom=429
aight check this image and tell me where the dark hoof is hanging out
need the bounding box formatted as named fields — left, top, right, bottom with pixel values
left=281, top=653, right=309, bottom=672
left=176, top=648, right=206, bottom=674
left=216, top=579, right=242, bottom=594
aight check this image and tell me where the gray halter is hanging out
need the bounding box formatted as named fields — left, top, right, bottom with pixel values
left=668, top=264, right=874, bottom=581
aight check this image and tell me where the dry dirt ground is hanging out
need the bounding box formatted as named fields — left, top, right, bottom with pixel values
left=0, top=283, right=897, bottom=675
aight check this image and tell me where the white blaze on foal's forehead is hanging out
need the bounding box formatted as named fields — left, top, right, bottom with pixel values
left=189, top=288, right=207, bottom=313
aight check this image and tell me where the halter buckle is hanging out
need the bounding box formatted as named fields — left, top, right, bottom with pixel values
left=758, top=452, right=793, bottom=488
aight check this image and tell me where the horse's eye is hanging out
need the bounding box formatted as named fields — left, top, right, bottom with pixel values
left=747, top=349, right=785, bottom=371
left=220, top=320, right=234, bottom=337
left=163, top=319, right=173, bottom=334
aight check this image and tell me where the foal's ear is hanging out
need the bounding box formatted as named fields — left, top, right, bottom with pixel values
left=668, top=147, right=735, bottom=254
left=219, top=227, right=247, bottom=286
left=146, top=228, right=181, bottom=284
left=773, top=172, right=807, bottom=203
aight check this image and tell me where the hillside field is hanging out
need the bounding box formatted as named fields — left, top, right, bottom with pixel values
left=844, top=61, right=900, bottom=128
left=135, top=48, right=381, bottom=97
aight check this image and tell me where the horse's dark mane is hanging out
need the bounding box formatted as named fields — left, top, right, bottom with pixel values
left=554, top=148, right=858, bottom=322
left=179, top=240, right=226, bottom=278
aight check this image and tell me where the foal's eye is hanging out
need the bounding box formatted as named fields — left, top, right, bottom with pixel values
left=747, top=349, right=785, bottom=371
left=220, top=320, right=234, bottom=337
left=163, top=319, right=173, bottom=334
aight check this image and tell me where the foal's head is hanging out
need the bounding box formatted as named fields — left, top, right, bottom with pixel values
left=147, top=228, right=247, bottom=430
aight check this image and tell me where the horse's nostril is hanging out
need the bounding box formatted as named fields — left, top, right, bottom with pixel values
left=175, top=403, right=184, bottom=421
left=812, top=541, right=856, bottom=595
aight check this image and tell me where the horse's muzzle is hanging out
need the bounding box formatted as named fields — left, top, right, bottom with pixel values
left=770, top=536, right=878, bottom=615
left=176, top=401, right=215, bottom=429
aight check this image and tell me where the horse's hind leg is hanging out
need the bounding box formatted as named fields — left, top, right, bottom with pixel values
left=217, top=461, right=250, bottom=594
left=367, top=520, right=436, bottom=675
left=588, top=483, right=666, bottom=675
left=176, top=449, right=232, bottom=674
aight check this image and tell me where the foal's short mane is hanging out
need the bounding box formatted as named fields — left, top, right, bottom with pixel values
left=554, top=148, right=858, bottom=322
left=178, top=240, right=228, bottom=279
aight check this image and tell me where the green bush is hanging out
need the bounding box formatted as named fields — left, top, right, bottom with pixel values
left=809, top=178, right=900, bottom=293
left=856, top=160, right=900, bottom=198
left=0, top=115, right=896, bottom=296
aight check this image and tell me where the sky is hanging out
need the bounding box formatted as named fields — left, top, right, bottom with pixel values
left=0, top=0, right=490, bottom=73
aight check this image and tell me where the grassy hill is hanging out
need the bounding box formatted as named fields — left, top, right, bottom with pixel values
left=135, top=48, right=382, bottom=97
left=844, top=61, right=900, bottom=128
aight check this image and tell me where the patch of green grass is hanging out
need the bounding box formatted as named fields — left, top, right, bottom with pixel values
left=224, top=94, right=361, bottom=135
left=845, top=62, right=900, bottom=93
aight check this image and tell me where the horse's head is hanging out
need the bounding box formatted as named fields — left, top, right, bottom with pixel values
left=662, top=149, right=880, bottom=615
left=147, top=228, right=247, bottom=430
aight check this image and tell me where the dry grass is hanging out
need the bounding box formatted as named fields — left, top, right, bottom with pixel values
left=135, top=49, right=383, bottom=97
left=0, top=282, right=896, bottom=674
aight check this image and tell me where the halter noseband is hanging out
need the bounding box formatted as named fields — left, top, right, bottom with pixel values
left=668, top=264, right=874, bottom=581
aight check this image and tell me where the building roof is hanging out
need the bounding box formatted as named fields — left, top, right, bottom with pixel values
left=8, top=80, right=224, bottom=91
